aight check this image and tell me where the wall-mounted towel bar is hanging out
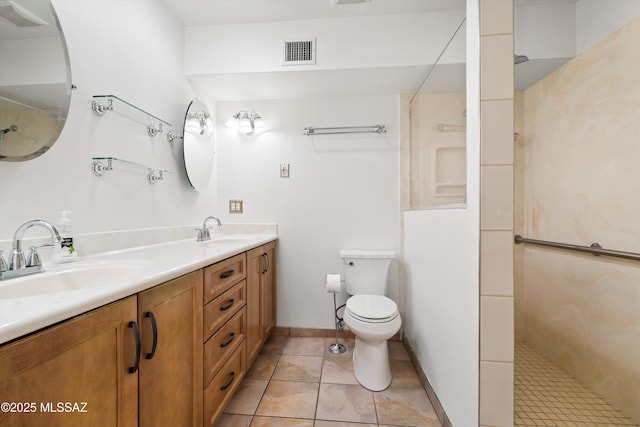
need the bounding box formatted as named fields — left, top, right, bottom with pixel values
left=303, top=125, right=387, bottom=136
left=514, top=235, right=640, bottom=262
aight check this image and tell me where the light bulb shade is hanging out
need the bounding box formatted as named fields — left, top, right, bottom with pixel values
left=252, top=114, right=266, bottom=132
left=237, top=111, right=253, bottom=134
left=224, top=115, right=239, bottom=130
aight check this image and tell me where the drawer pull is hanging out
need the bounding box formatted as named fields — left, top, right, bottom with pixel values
left=128, top=321, right=141, bottom=374
left=145, top=311, right=158, bottom=360
left=220, top=269, right=235, bottom=279
left=220, top=298, right=235, bottom=311
left=220, top=371, right=235, bottom=391
left=220, top=333, right=235, bottom=348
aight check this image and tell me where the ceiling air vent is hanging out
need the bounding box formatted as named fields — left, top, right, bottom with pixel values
left=282, top=38, right=316, bottom=66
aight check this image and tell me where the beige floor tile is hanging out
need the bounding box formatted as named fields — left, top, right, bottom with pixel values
left=255, top=380, right=319, bottom=419
left=214, top=413, right=252, bottom=427
left=283, top=337, right=327, bottom=356
left=223, top=379, right=269, bottom=415
left=389, top=341, right=411, bottom=361
left=246, top=353, right=281, bottom=380
left=261, top=335, right=290, bottom=354
left=390, top=359, right=423, bottom=388
left=321, top=356, right=358, bottom=385
left=374, top=388, right=440, bottom=426
left=272, top=355, right=323, bottom=382
left=324, top=337, right=355, bottom=358
left=250, top=416, right=314, bottom=426
left=316, top=383, right=377, bottom=424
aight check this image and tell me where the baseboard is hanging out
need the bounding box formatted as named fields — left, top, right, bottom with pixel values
left=402, top=335, right=453, bottom=427
left=272, top=326, right=403, bottom=341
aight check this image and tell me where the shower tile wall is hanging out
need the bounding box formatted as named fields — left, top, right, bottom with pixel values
left=478, top=1, right=515, bottom=427
left=521, top=15, right=640, bottom=423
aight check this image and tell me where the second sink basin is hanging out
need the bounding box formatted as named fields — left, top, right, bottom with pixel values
left=0, top=260, right=149, bottom=299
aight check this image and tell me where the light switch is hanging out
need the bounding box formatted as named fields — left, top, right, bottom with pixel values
left=229, top=200, right=243, bottom=214
left=280, top=163, right=290, bottom=178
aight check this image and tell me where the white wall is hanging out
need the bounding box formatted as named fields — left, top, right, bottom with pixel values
left=185, top=11, right=466, bottom=75
left=402, top=1, right=480, bottom=425
left=514, top=2, right=576, bottom=59
left=576, top=0, right=640, bottom=52
left=215, top=96, right=400, bottom=328
left=0, top=0, right=216, bottom=245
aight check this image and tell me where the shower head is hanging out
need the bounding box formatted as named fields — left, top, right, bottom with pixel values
left=514, top=54, right=529, bottom=65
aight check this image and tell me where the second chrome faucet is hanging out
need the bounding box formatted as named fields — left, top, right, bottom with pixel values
left=196, top=216, right=221, bottom=242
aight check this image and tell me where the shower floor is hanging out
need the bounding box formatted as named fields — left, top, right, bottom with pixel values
left=515, top=342, right=639, bottom=427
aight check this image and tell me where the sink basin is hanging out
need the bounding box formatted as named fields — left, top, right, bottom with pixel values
left=206, top=235, right=253, bottom=244
left=0, top=260, right=148, bottom=299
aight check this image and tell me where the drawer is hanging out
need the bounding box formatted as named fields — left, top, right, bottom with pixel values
left=203, top=279, right=246, bottom=341
left=204, top=342, right=246, bottom=427
left=204, top=308, right=246, bottom=386
left=204, top=253, right=246, bottom=304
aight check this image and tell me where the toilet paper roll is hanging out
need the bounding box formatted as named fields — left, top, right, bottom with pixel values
left=326, top=274, right=342, bottom=293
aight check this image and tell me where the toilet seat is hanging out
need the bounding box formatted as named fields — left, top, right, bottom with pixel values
left=346, top=295, right=398, bottom=323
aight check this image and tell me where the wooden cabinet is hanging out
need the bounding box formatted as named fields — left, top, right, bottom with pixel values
left=0, top=239, right=276, bottom=427
left=246, top=241, right=277, bottom=365
left=0, top=296, right=139, bottom=427
left=0, top=270, right=204, bottom=427
left=262, top=241, right=277, bottom=339
left=203, top=253, right=248, bottom=426
left=138, top=270, right=203, bottom=427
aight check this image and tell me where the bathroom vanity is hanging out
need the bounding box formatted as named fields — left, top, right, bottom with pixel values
left=0, top=235, right=277, bottom=427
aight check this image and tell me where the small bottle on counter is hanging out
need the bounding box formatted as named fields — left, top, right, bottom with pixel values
left=52, top=211, right=78, bottom=263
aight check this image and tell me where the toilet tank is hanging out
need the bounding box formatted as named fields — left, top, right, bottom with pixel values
left=340, top=249, right=395, bottom=295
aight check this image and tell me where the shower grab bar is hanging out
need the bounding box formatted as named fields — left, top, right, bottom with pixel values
left=514, top=235, right=640, bottom=261
left=303, top=125, right=387, bottom=136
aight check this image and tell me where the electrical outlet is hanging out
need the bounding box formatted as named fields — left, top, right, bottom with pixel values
left=229, top=200, right=243, bottom=214
left=280, top=163, right=290, bottom=178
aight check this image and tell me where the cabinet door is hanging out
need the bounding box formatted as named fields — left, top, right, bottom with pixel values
left=0, top=296, right=138, bottom=427
left=262, top=241, right=277, bottom=338
left=246, top=246, right=263, bottom=365
left=138, top=270, right=203, bottom=427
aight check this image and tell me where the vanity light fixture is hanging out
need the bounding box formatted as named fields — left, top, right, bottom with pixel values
left=225, top=110, right=266, bottom=136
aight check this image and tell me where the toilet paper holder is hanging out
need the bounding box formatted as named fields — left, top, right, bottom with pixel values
left=329, top=291, right=347, bottom=354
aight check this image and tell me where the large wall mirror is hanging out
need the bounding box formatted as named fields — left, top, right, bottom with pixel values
left=183, top=98, right=215, bottom=191
left=0, top=0, right=71, bottom=161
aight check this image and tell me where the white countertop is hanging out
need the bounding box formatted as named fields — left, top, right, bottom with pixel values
left=0, top=234, right=277, bottom=345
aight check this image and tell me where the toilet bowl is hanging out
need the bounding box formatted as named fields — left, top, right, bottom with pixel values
left=343, top=294, right=402, bottom=391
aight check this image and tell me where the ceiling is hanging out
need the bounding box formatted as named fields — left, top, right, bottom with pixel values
left=163, top=0, right=466, bottom=27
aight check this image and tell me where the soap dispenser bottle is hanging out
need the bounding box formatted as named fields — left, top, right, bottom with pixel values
left=53, top=211, right=78, bottom=263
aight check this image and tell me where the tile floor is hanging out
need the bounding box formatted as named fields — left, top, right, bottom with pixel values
left=515, top=342, right=639, bottom=427
left=215, top=335, right=441, bottom=427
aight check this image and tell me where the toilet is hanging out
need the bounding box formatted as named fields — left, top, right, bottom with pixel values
left=340, top=249, right=401, bottom=391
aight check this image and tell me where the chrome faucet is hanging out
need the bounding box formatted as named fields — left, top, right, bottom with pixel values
left=196, top=216, right=221, bottom=242
left=0, top=220, right=62, bottom=280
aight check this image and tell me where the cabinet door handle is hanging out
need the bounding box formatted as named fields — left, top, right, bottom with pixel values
left=220, top=371, right=235, bottom=391
left=220, top=332, right=235, bottom=348
left=261, top=253, right=267, bottom=274
left=265, top=252, right=270, bottom=272
left=145, top=311, right=158, bottom=360
left=220, top=269, right=235, bottom=279
left=128, top=321, right=141, bottom=374
left=220, top=299, right=235, bottom=311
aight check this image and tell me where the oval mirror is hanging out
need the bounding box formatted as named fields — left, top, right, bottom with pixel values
left=183, top=98, right=215, bottom=191
left=0, top=0, right=72, bottom=161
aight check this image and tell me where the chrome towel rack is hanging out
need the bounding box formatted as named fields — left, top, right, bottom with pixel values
left=514, top=235, right=640, bottom=262
left=303, top=125, right=387, bottom=136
